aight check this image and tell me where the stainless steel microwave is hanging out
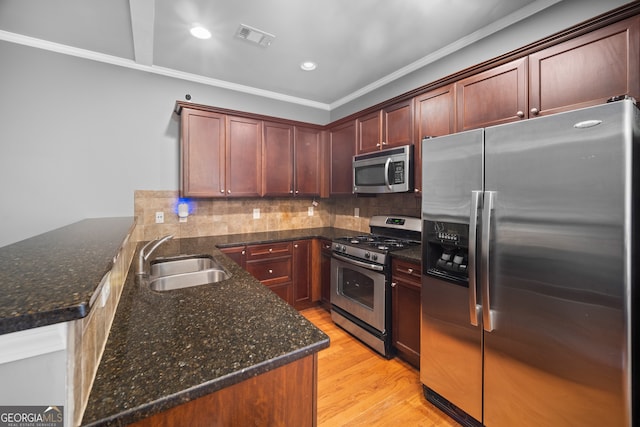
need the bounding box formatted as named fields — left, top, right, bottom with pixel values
left=353, top=145, right=414, bottom=194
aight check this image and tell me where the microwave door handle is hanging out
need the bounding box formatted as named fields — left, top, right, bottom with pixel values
left=384, top=158, right=392, bottom=190
left=468, top=191, right=482, bottom=326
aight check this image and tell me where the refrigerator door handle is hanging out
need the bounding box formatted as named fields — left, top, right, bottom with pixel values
left=468, top=190, right=482, bottom=326
left=481, top=190, right=496, bottom=332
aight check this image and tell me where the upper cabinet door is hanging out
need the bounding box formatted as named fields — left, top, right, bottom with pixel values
left=455, top=57, right=528, bottom=132
left=294, top=126, right=322, bottom=197
left=413, top=84, right=455, bottom=194
left=263, top=121, right=294, bottom=197
left=329, top=120, right=356, bottom=195
left=356, top=110, right=382, bottom=154
left=356, top=99, right=414, bottom=154
left=529, top=15, right=640, bottom=118
left=180, top=108, right=226, bottom=198
left=226, top=115, right=263, bottom=197
left=383, top=98, right=414, bottom=149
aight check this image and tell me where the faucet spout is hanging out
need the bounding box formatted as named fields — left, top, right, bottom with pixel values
left=136, top=234, right=174, bottom=276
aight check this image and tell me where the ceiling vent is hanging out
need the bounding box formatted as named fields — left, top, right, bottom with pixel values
left=235, top=24, right=275, bottom=48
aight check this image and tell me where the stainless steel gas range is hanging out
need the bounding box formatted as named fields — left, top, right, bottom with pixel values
left=330, top=215, right=421, bottom=357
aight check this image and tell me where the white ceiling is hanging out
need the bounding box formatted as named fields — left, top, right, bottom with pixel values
left=0, top=0, right=562, bottom=109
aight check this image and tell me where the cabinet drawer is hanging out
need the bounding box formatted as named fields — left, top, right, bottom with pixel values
left=392, top=259, right=421, bottom=286
left=246, top=242, right=293, bottom=260
left=246, top=257, right=292, bottom=285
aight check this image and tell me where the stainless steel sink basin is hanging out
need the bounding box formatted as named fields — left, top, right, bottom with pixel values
left=149, top=268, right=231, bottom=292
left=150, top=256, right=219, bottom=277
left=147, top=255, right=232, bottom=292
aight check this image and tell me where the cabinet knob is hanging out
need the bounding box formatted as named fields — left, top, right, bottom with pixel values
left=294, top=244, right=298, bottom=248
left=295, top=190, right=299, bottom=194
left=220, top=189, right=225, bottom=193
left=268, top=269, right=273, bottom=274
left=241, top=250, right=246, bottom=255
left=407, top=268, right=414, bottom=274
left=516, top=110, right=525, bottom=118
left=269, top=248, right=273, bottom=253
left=391, top=282, right=397, bottom=288
left=376, top=143, right=381, bottom=147
left=530, top=107, right=540, bottom=116
left=382, top=141, right=388, bottom=146
left=289, top=190, right=294, bottom=194
left=227, top=189, right=231, bottom=194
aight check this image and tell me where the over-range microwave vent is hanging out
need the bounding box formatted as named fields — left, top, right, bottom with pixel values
left=235, top=24, right=275, bottom=48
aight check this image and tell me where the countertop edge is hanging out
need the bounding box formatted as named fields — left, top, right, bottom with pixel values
left=83, top=339, right=330, bottom=427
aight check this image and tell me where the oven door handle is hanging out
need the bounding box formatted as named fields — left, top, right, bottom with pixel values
left=332, top=252, right=385, bottom=272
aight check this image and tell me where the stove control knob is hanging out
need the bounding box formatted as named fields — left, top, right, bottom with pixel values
left=364, top=252, right=371, bottom=259
left=371, top=254, right=378, bottom=261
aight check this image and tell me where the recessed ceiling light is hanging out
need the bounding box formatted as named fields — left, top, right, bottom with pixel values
left=300, top=61, right=317, bottom=71
left=190, top=25, right=211, bottom=40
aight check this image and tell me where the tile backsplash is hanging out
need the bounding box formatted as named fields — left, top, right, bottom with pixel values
left=134, top=190, right=421, bottom=241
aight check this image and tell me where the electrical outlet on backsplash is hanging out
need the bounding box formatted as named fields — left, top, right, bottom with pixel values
left=133, top=190, right=420, bottom=241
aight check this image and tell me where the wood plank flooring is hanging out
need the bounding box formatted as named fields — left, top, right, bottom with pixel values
left=301, top=307, right=459, bottom=427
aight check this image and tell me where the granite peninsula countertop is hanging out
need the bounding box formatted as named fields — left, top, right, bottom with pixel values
left=0, top=217, right=135, bottom=335
left=81, top=230, right=359, bottom=426
left=0, top=221, right=420, bottom=426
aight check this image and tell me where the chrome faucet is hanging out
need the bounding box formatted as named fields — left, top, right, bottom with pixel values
left=136, top=235, right=174, bottom=276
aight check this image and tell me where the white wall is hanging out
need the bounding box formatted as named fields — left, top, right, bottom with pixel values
left=0, top=42, right=328, bottom=247
left=0, top=0, right=632, bottom=247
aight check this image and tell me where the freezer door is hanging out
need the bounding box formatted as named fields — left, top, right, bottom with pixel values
left=482, top=101, right=635, bottom=426
left=421, top=129, right=483, bottom=422
left=421, top=129, right=484, bottom=223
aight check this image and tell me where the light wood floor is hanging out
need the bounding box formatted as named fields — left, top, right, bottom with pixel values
left=301, top=306, right=459, bottom=427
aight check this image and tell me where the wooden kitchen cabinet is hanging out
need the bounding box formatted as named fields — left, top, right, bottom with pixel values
left=263, top=123, right=322, bottom=197
left=293, top=240, right=313, bottom=310
left=528, top=15, right=640, bottom=118
left=130, top=354, right=317, bottom=427
left=319, top=239, right=332, bottom=307
left=356, top=99, right=413, bottom=154
left=392, top=259, right=421, bottom=368
left=455, top=57, right=528, bottom=132
left=328, top=120, right=356, bottom=195
left=245, top=242, right=294, bottom=305
left=413, top=84, right=455, bottom=194
left=180, top=108, right=226, bottom=198
left=220, top=245, right=246, bottom=269
left=226, top=115, right=263, bottom=197
left=179, top=109, right=262, bottom=198
left=263, top=121, right=294, bottom=196
left=293, top=126, right=323, bottom=196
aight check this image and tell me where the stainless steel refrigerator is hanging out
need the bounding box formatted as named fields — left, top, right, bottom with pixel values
left=420, top=99, right=637, bottom=427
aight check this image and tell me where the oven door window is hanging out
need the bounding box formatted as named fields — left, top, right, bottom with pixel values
left=341, top=268, right=375, bottom=309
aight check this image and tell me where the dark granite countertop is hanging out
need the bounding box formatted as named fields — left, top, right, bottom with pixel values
left=81, top=234, right=333, bottom=427
left=0, top=221, right=420, bottom=426
left=0, top=217, right=135, bottom=335
left=392, top=246, right=422, bottom=264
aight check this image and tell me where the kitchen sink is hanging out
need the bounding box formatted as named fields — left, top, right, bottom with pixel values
left=150, top=255, right=220, bottom=277
left=147, top=255, right=232, bottom=292
left=149, top=268, right=231, bottom=292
